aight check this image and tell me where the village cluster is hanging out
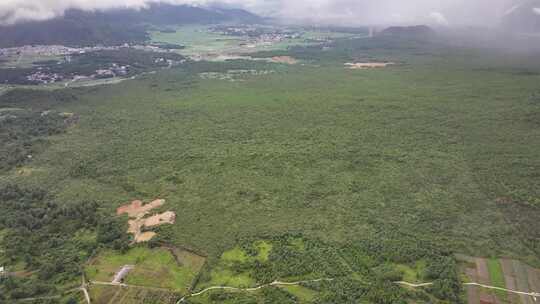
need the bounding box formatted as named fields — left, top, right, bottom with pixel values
left=0, top=44, right=170, bottom=60
left=0, top=44, right=177, bottom=85
left=209, top=25, right=304, bottom=47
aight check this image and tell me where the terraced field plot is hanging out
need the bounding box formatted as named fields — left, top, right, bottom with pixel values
left=89, top=285, right=180, bottom=304
left=459, top=255, right=540, bottom=304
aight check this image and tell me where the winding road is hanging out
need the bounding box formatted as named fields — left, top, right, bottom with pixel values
left=173, top=279, right=540, bottom=303
left=16, top=277, right=539, bottom=303
left=176, top=279, right=334, bottom=303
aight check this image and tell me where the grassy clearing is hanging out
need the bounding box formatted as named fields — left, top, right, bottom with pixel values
left=201, top=247, right=257, bottom=289
left=150, top=25, right=362, bottom=59
left=173, top=247, right=207, bottom=272
left=487, top=259, right=505, bottom=288
left=487, top=258, right=507, bottom=300
left=395, top=260, right=427, bottom=283
left=86, top=247, right=200, bottom=293
left=150, top=26, right=242, bottom=57
left=281, top=285, right=318, bottom=302
left=255, top=241, right=272, bottom=262
left=221, top=247, right=250, bottom=263
left=204, top=268, right=255, bottom=288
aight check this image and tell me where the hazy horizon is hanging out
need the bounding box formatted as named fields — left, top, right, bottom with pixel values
left=0, top=0, right=537, bottom=27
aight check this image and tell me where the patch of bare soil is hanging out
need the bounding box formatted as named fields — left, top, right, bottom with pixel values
left=143, top=211, right=176, bottom=227
left=117, top=199, right=165, bottom=218
left=345, top=62, right=395, bottom=69
left=472, top=258, right=497, bottom=304
left=117, top=199, right=175, bottom=243
left=135, top=232, right=157, bottom=243
left=270, top=56, right=298, bottom=64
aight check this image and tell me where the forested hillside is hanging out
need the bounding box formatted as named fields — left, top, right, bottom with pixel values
left=0, top=4, right=261, bottom=47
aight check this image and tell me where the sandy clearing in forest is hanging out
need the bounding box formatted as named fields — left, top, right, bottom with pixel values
left=270, top=56, right=298, bottom=64
left=345, top=62, right=395, bottom=69
left=117, top=199, right=165, bottom=218
left=143, top=211, right=176, bottom=227
left=136, top=232, right=158, bottom=243
left=117, top=199, right=175, bottom=243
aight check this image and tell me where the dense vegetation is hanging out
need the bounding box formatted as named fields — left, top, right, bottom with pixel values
left=0, top=108, right=71, bottom=172
left=188, top=234, right=462, bottom=303
left=0, top=29, right=539, bottom=303
left=0, top=184, right=129, bottom=301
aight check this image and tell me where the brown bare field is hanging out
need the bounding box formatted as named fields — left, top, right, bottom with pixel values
left=143, top=211, right=176, bottom=227
left=270, top=56, right=298, bottom=64
left=512, top=260, right=534, bottom=304
left=476, top=258, right=491, bottom=284
left=345, top=62, right=395, bottom=69
left=474, top=258, right=497, bottom=304
left=526, top=266, right=540, bottom=299
left=116, top=199, right=175, bottom=243
left=135, top=232, right=157, bottom=243
left=501, top=259, right=520, bottom=304
left=466, top=268, right=481, bottom=304
left=117, top=199, right=165, bottom=218
left=460, top=256, right=540, bottom=304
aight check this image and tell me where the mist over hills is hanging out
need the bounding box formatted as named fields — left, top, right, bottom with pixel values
left=502, top=0, right=540, bottom=32
left=379, top=25, right=435, bottom=37
left=0, top=4, right=261, bottom=48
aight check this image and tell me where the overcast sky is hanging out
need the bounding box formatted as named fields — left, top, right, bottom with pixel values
left=0, top=0, right=532, bottom=26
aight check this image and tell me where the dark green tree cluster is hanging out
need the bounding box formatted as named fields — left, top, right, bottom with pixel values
left=0, top=109, right=70, bottom=172
left=353, top=229, right=463, bottom=303
left=310, top=278, right=410, bottom=304
left=217, top=232, right=463, bottom=304
left=232, top=234, right=350, bottom=285
left=0, top=184, right=129, bottom=301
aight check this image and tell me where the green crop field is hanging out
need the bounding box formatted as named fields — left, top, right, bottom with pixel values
left=487, top=258, right=507, bottom=300
left=86, top=247, right=201, bottom=293
left=150, top=25, right=363, bottom=59
left=1, top=32, right=540, bottom=303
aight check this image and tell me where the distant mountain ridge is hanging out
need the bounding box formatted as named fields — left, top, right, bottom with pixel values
left=0, top=4, right=261, bottom=48
left=379, top=25, right=435, bottom=37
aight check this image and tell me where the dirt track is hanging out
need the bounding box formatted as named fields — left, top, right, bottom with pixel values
left=177, top=278, right=334, bottom=303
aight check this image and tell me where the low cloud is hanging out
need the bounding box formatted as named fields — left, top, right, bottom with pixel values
left=0, top=0, right=529, bottom=27
left=428, top=12, right=449, bottom=26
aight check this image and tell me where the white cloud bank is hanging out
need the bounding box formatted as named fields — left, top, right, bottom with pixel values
left=0, top=0, right=532, bottom=26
